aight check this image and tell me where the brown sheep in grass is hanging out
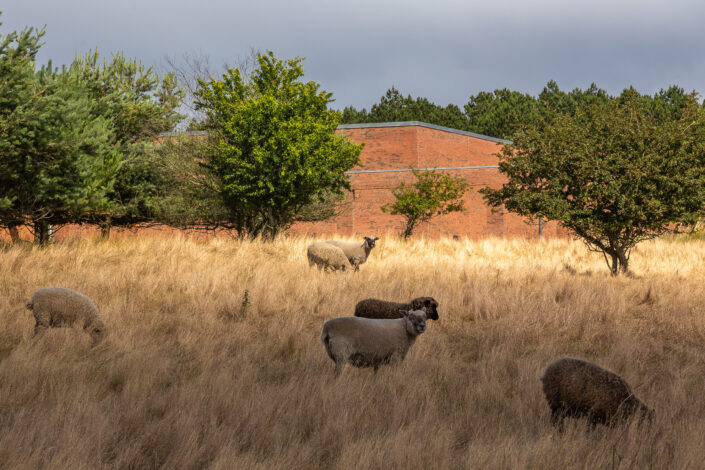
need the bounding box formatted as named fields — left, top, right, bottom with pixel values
left=354, top=297, right=440, bottom=321
left=26, top=287, right=108, bottom=344
left=541, top=357, right=653, bottom=428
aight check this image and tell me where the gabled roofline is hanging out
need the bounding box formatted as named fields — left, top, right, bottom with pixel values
left=336, top=121, right=511, bottom=144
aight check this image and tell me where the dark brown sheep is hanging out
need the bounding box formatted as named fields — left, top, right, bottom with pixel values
left=541, top=357, right=653, bottom=428
left=354, top=297, right=439, bottom=321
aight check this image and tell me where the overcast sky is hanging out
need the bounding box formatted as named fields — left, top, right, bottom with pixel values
left=3, top=0, right=705, bottom=110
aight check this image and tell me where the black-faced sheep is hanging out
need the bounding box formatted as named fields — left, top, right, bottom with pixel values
left=325, top=237, right=379, bottom=271
left=355, top=297, right=440, bottom=321
left=541, top=357, right=653, bottom=428
left=307, top=242, right=352, bottom=272
left=320, top=308, right=427, bottom=376
left=26, top=287, right=108, bottom=344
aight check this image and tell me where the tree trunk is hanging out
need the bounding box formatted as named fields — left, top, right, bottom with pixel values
left=100, top=222, right=111, bottom=240
left=401, top=219, right=416, bottom=239
left=8, top=225, right=20, bottom=243
left=34, top=220, right=52, bottom=245
left=607, top=249, right=629, bottom=276
left=616, top=249, right=629, bottom=275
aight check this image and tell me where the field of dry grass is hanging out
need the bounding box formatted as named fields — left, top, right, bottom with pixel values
left=1, top=235, right=705, bottom=469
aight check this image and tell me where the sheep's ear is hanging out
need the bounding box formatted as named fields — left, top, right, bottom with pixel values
left=374, top=237, right=379, bottom=241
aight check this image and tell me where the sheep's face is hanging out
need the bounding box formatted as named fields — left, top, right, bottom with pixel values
left=402, top=309, right=427, bottom=336
left=363, top=236, right=379, bottom=248
left=87, top=323, right=108, bottom=344
left=411, top=297, right=439, bottom=321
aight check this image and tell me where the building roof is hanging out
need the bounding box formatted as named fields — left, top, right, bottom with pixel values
left=336, top=121, right=510, bottom=144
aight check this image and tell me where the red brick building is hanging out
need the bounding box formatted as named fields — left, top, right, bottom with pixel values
left=0, top=121, right=563, bottom=242
left=291, top=121, right=563, bottom=239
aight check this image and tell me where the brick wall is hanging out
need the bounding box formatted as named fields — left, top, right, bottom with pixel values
left=0, top=122, right=565, bottom=242
left=290, top=122, right=565, bottom=239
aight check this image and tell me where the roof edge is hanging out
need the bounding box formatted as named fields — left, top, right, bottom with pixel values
left=336, top=121, right=511, bottom=144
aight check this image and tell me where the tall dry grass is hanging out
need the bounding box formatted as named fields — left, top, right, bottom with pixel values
left=1, top=235, right=705, bottom=469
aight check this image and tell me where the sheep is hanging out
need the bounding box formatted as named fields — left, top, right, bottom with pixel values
left=307, top=242, right=352, bottom=272
left=541, top=357, right=653, bottom=428
left=355, top=297, right=440, bottom=321
left=26, top=287, right=108, bottom=344
left=325, top=236, right=379, bottom=271
left=320, top=308, right=427, bottom=376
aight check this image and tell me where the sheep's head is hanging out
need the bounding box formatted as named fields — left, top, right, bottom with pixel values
left=363, top=237, right=379, bottom=249
left=624, top=396, right=655, bottom=423
left=86, top=320, right=108, bottom=344
left=400, top=308, right=427, bottom=336
left=411, top=297, right=439, bottom=321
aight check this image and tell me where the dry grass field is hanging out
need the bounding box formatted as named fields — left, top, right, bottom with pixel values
left=1, top=235, right=705, bottom=469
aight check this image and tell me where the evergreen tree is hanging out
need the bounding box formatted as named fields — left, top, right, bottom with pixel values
left=0, top=19, right=120, bottom=243
left=70, top=51, right=185, bottom=237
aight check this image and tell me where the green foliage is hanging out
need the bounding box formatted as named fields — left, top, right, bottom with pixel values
left=150, top=134, right=233, bottom=230
left=482, top=89, right=705, bottom=275
left=0, top=19, right=120, bottom=243
left=382, top=170, right=470, bottom=239
left=69, top=50, right=185, bottom=235
left=340, top=87, right=469, bottom=130
left=194, top=51, right=363, bottom=239
left=464, top=89, right=541, bottom=140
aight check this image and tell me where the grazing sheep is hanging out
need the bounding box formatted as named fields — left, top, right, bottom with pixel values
left=26, top=287, right=108, bottom=343
left=541, top=357, right=653, bottom=427
left=355, top=297, right=440, bottom=321
left=320, top=308, right=427, bottom=376
left=307, top=242, right=352, bottom=272
left=325, top=236, right=379, bottom=271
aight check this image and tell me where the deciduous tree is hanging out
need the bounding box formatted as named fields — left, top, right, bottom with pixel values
left=482, top=90, right=705, bottom=275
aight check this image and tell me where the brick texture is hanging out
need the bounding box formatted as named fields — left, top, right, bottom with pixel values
left=290, top=123, right=566, bottom=239
left=0, top=123, right=566, bottom=242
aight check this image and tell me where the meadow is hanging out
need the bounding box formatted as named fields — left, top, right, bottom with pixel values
left=1, top=235, right=705, bottom=469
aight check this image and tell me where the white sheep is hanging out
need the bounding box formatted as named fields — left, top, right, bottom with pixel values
left=25, top=287, right=108, bottom=343
left=320, top=308, right=427, bottom=376
left=325, top=236, right=379, bottom=271
left=307, top=242, right=352, bottom=271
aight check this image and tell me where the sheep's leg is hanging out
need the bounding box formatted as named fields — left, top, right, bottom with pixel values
left=550, top=407, right=566, bottom=432
left=333, top=361, right=343, bottom=378
left=33, top=323, right=48, bottom=337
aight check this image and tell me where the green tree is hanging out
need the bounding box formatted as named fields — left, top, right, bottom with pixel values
left=464, top=88, right=540, bottom=139
left=194, top=51, right=363, bottom=239
left=70, top=51, right=185, bottom=237
left=340, top=87, right=469, bottom=130
left=382, top=170, right=470, bottom=239
left=482, top=89, right=705, bottom=275
left=0, top=20, right=121, bottom=244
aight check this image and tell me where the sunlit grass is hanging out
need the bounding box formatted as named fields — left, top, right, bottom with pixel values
left=1, top=235, right=704, bottom=468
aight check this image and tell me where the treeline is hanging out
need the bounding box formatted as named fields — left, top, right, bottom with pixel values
left=0, top=18, right=361, bottom=242
left=2, top=14, right=703, bottom=250
left=340, top=82, right=698, bottom=140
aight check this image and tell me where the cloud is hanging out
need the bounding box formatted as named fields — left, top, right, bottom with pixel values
left=3, top=0, right=705, bottom=109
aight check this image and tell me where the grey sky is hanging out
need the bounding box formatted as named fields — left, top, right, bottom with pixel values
left=3, top=0, right=705, bottom=110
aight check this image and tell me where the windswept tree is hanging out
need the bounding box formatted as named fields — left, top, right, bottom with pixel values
left=194, top=51, right=363, bottom=239
left=482, top=89, right=705, bottom=275
left=382, top=170, right=470, bottom=239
